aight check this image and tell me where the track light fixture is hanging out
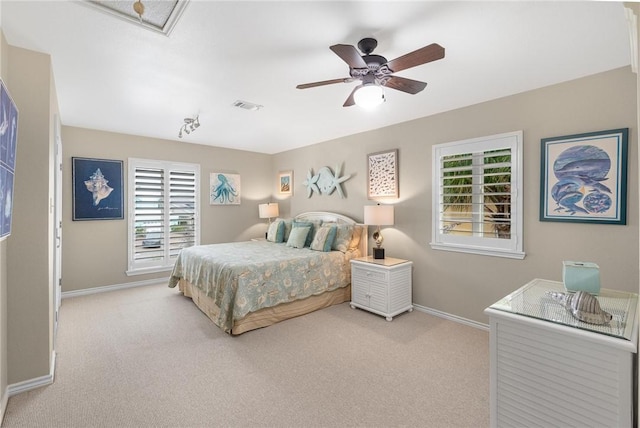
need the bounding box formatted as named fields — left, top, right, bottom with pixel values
left=178, top=115, right=200, bottom=138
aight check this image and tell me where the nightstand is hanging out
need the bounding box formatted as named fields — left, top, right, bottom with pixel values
left=350, top=256, right=413, bottom=321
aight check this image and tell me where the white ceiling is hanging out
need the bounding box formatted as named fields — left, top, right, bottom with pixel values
left=0, top=1, right=632, bottom=154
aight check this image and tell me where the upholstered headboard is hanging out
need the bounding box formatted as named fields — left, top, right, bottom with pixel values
left=294, top=211, right=368, bottom=257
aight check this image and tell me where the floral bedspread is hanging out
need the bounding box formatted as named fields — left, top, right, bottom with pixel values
left=168, top=241, right=357, bottom=332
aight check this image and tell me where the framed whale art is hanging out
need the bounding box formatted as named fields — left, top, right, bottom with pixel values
left=540, top=128, right=628, bottom=225
left=72, top=157, right=124, bottom=220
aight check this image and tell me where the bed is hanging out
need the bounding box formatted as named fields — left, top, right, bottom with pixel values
left=169, top=212, right=367, bottom=335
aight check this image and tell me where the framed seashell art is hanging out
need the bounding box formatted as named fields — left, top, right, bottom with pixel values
left=72, top=157, right=124, bottom=221
left=367, top=149, right=398, bottom=200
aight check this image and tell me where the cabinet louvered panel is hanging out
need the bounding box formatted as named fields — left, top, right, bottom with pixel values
left=389, top=268, right=412, bottom=313
left=489, top=315, right=634, bottom=428
left=367, top=280, right=388, bottom=313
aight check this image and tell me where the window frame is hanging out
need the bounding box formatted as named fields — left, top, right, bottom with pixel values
left=430, top=131, right=525, bottom=259
left=126, top=158, right=200, bottom=275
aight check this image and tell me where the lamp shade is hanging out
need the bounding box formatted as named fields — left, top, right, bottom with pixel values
left=364, top=205, right=394, bottom=226
left=258, top=202, right=279, bottom=219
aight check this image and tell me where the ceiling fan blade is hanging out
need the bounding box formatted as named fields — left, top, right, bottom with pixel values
left=383, top=76, right=428, bottom=94
left=343, top=85, right=361, bottom=107
left=330, top=44, right=368, bottom=69
left=296, top=78, right=353, bottom=89
left=385, top=43, right=445, bottom=73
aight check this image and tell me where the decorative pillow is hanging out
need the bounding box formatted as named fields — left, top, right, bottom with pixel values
left=293, top=219, right=322, bottom=247
left=266, top=220, right=284, bottom=243
left=349, top=225, right=363, bottom=251
left=277, top=218, right=293, bottom=242
left=310, top=224, right=337, bottom=252
left=332, top=224, right=354, bottom=253
left=286, top=226, right=310, bottom=249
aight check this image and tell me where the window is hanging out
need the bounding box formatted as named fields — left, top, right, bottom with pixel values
left=430, top=131, right=524, bottom=259
left=127, top=158, right=200, bottom=275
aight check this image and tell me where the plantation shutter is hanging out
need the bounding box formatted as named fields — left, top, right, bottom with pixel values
left=128, top=159, right=200, bottom=274
left=439, top=148, right=512, bottom=239
left=431, top=131, right=524, bottom=259
left=168, top=170, right=197, bottom=258
left=133, top=166, right=165, bottom=266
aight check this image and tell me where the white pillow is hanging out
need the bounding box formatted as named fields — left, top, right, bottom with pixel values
left=266, top=220, right=284, bottom=242
left=286, top=226, right=310, bottom=249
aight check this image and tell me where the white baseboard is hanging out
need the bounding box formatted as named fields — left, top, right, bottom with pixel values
left=7, top=351, right=56, bottom=398
left=413, top=303, right=489, bottom=331
left=61, top=277, right=169, bottom=299
left=0, top=384, right=8, bottom=426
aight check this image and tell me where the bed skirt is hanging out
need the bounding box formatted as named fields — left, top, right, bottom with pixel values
left=177, top=279, right=351, bottom=335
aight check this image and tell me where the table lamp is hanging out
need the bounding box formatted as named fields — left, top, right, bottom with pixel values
left=258, top=203, right=279, bottom=238
left=364, top=204, right=394, bottom=259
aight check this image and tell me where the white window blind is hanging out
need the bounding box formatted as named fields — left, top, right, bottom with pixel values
left=127, top=159, right=200, bottom=274
left=431, top=131, right=525, bottom=259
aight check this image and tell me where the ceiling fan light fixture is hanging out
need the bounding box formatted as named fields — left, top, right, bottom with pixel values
left=354, top=84, right=385, bottom=109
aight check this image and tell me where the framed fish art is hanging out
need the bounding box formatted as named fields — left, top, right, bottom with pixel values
left=72, top=157, right=124, bottom=220
left=540, top=128, right=628, bottom=225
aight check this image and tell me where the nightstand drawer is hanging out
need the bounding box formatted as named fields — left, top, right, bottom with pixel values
left=352, top=266, right=388, bottom=283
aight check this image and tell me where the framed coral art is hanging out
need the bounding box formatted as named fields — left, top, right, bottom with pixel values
left=367, top=149, right=398, bottom=199
left=540, top=128, right=628, bottom=225
left=210, top=173, right=241, bottom=205
left=279, top=170, right=292, bottom=195
left=72, top=157, right=124, bottom=220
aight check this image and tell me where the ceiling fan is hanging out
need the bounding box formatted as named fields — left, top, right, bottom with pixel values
left=296, top=38, right=445, bottom=108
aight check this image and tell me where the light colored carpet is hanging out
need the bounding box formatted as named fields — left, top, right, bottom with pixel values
left=2, top=283, right=489, bottom=428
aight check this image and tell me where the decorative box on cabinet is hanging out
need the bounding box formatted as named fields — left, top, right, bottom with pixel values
left=485, top=278, right=638, bottom=428
left=350, top=256, right=413, bottom=321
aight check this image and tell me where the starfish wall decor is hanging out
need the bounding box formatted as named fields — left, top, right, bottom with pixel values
left=302, top=164, right=352, bottom=198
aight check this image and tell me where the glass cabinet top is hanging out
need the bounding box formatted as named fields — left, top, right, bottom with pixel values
left=353, top=256, right=410, bottom=267
left=489, top=278, right=638, bottom=341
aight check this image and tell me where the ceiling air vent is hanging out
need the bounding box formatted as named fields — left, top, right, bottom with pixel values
left=232, top=100, right=263, bottom=111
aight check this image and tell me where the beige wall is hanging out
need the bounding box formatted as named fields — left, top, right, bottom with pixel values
left=6, top=46, right=56, bottom=384
left=273, top=66, right=638, bottom=324
left=61, top=128, right=273, bottom=292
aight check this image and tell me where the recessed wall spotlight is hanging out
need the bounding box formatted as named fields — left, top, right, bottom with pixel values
left=178, top=115, right=200, bottom=138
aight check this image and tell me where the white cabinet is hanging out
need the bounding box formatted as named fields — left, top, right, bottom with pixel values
left=350, top=256, right=412, bottom=321
left=485, top=278, right=638, bottom=428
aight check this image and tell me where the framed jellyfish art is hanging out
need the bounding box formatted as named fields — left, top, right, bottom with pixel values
left=210, top=172, right=241, bottom=205
left=540, top=128, right=628, bottom=225
left=72, top=157, right=124, bottom=220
